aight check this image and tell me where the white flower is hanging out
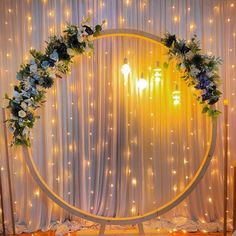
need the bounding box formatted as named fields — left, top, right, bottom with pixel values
left=206, top=71, right=213, bottom=78
left=50, top=50, right=59, bottom=61
left=21, top=102, right=28, bottom=111
left=25, top=98, right=33, bottom=107
left=18, top=118, right=24, bottom=127
left=190, top=66, right=200, bottom=78
left=67, top=48, right=75, bottom=56
left=30, top=64, right=38, bottom=73
left=77, top=35, right=83, bottom=43
left=22, top=79, right=32, bottom=90
left=18, top=110, right=26, bottom=118
left=11, top=115, right=18, bottom=121
left=22, top=127, right=30, bottom=136
left=49, top=72, right=56, bottom=79
left=185, top=51, right=194, bottom=60
left=180, top=63, right=186, bottom=70
left=204, top=58, right=211, bottom=64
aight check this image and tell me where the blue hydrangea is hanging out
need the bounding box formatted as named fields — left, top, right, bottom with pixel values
left=50, top=50, right=59, bottom=61
left=41, top=60, right=50, bottom=69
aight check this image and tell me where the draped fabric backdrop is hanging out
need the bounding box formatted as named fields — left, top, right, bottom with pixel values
left=0, top=0, right=235, bottom=233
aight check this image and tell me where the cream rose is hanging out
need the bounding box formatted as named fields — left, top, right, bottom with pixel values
left=18, top=110, right=26, bottom=118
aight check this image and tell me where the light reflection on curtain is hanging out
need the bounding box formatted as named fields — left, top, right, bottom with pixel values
left=0, top=0, right=235, bottom=233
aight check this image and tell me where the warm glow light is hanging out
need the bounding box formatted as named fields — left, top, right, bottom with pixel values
left=153, top=62, right=162, bottom=83
left=172, top=86, right=181, bottom=105
left=131, top=206, right=136, bottom=213
left=190, top=24, right=195, bottom=30
left=136, top=73, right=148, bottom=91
left=132, top=178, right=137, bottom=185
left=121, top=58, right=131, bottom=78
left=34, top=190, right=40, bottom=196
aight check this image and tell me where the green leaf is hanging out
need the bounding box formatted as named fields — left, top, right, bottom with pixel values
left=163, top=62, right=169, bottom=69
left=202, top=106, right=209, bottom=113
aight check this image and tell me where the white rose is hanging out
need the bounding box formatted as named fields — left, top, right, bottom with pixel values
left=21, top=102, right=28, bottom=111
left=67, top=48, right=75, bottom=56
left=18, top=110, right=26, bottom=118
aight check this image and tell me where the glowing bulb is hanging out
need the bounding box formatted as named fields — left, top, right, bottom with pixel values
left=34, top=190, right=40, bottom=196
left=153, top=61, right=162, bottom=83
left=131, top=206, right=136, bottom=213
left=132, top=178, right=137, bottom=185
left=136, top=73, right=148, bottom=91
left=121, top=58, right=131, bottom=81
left=172, top=85, right=181, bottom=105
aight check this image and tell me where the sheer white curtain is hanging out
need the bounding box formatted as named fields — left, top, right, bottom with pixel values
left=0, top=0, right=235, bottom=233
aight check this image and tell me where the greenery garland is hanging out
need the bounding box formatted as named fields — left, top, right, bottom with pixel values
left=5, top=18, right=104, bottom=146
left=161, top=33, right=222, bottom=117
left=5, top=25, right=221, bottom=147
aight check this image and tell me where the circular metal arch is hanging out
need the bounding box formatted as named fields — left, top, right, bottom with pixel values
left=23, top=29, right=217, bottom=225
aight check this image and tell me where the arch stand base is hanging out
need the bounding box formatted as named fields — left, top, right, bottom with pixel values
left=90, top=223, right=168, bottom=236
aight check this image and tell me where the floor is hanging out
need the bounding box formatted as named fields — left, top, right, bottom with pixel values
left=15, top=230, right=230, bottom=236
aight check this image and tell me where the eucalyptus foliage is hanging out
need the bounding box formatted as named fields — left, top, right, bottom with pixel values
left=161, top=33, right=222, bottom=117
left=5, top=18, right=104, bottom=146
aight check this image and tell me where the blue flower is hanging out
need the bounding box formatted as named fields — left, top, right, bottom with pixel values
left=27, top=112, right=34, bottom=121
left=41, top=60, right=50, bottom=69
left=195, top=74, right=211, bottom=90
left=202, top=92, right=212, bottom=101
left=50, top=50, right=59, bottom=61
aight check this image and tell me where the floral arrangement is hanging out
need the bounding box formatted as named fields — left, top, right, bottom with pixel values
left=5, top=18, right=104, bottom=146
left=161, top=33, right=222, bottom=117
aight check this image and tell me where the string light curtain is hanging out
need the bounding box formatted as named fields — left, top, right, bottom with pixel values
left=0, top=0, right=235, bottom=233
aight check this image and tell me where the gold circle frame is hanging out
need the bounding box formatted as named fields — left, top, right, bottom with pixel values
left=23, top=29, right=217, bottom=226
